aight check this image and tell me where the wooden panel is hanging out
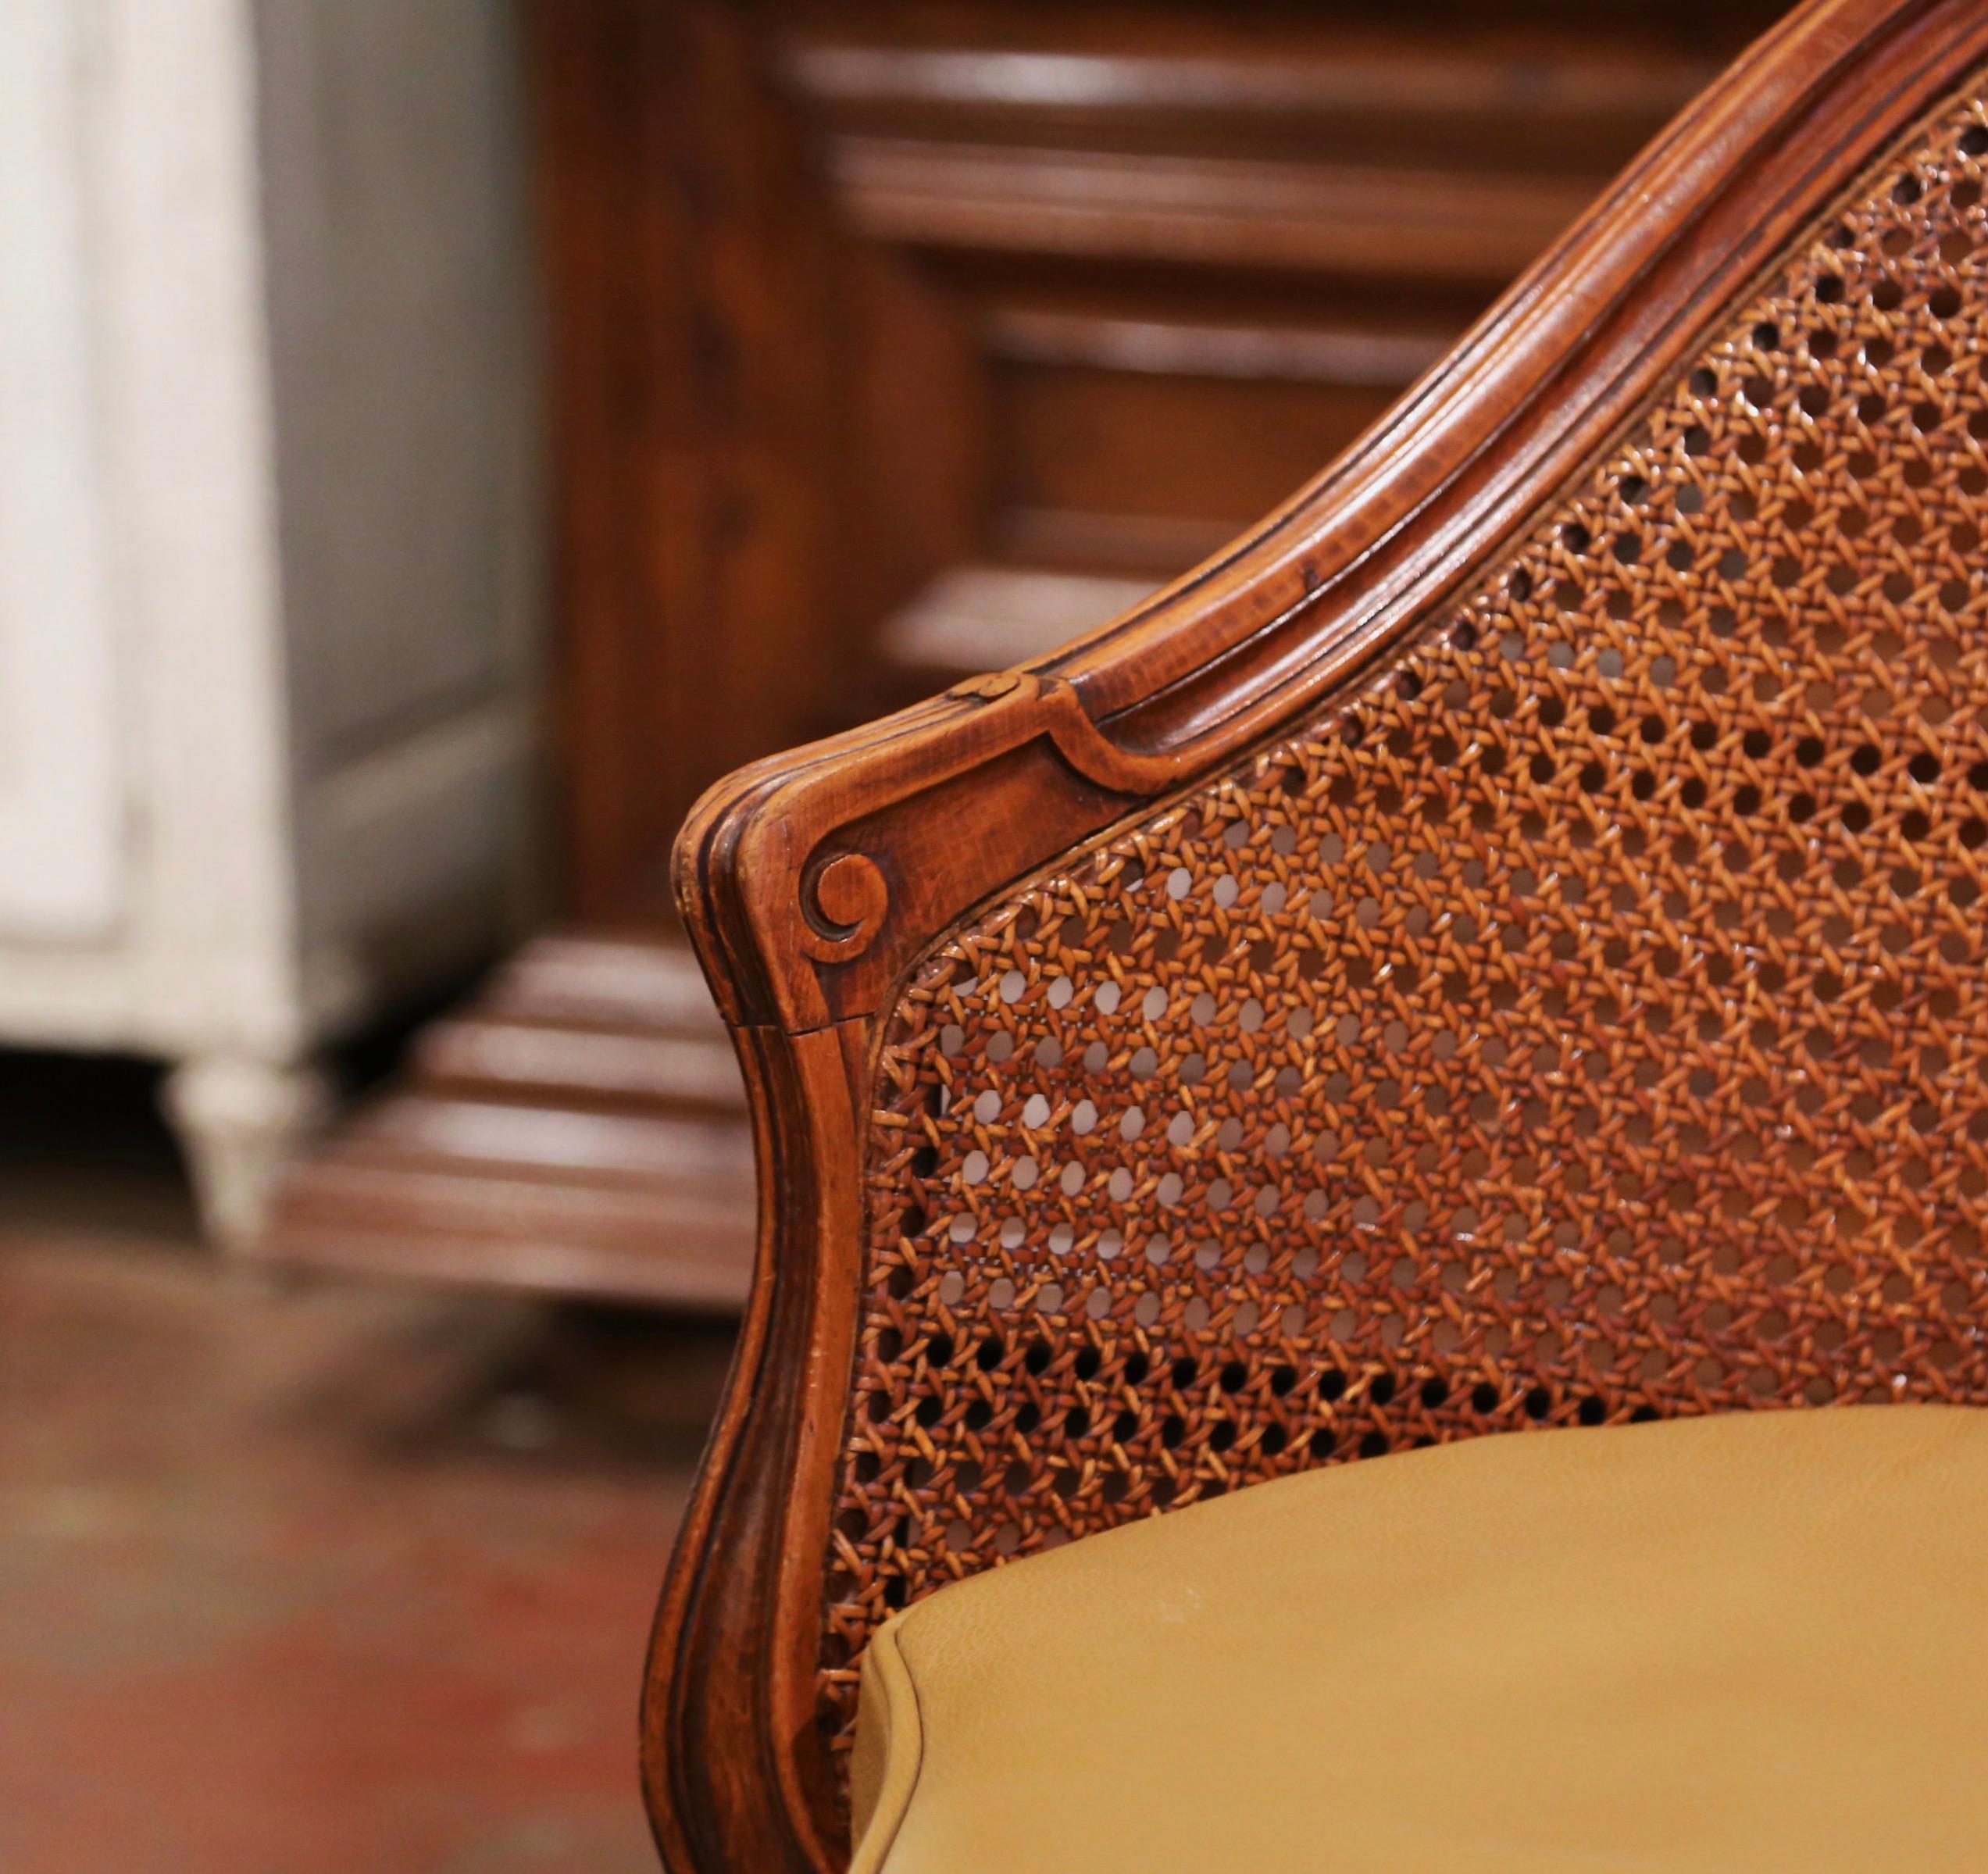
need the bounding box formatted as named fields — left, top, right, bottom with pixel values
left=997, top=361, right=1413, bottom=536
left=531, top=0, right=848, bottom=920
left=828, top=137, right=1602, bottom=278
left=786, top=0, right=1790, bottom=696
left=530, top=0, right=982, bottom=921
left=778, top=2, right=1749, bottom=173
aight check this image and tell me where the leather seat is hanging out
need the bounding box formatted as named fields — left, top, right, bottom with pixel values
left=849, top=1406, right=1988, bottom=1873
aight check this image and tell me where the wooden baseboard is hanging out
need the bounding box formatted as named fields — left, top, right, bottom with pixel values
left=256, top=930, right=755, bottom=1309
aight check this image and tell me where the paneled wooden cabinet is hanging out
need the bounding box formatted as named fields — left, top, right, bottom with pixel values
left=264, top=0, right=1790, bottom=1302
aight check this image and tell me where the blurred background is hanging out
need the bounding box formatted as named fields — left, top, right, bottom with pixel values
left=1, top=1, right=1790, bottom=1868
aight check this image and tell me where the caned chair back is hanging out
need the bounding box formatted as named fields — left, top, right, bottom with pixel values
left=647, top=5, right=1988, bottom=1868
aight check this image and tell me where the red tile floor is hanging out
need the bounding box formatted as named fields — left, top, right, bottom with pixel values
left=0, top=1053, right=732, bottom=1874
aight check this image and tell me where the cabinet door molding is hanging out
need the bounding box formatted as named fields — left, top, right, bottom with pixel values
left=0, top=4, right=126, bottom=940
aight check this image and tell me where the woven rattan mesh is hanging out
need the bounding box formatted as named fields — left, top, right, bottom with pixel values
left=820, top=88, right=1988, bottom=1775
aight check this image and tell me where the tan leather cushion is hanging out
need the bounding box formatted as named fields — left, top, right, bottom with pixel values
left=849, top=1405, right=1988, bottom=1872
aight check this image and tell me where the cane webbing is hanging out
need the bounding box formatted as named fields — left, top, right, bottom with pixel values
left=820, top=85, right=1988, bottom=1789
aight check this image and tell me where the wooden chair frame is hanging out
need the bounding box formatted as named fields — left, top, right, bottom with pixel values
left=644, top=3, right=1988, bottom=1868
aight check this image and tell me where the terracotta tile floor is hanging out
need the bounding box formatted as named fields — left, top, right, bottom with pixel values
left=0, top=1053, right=732, bottom=1874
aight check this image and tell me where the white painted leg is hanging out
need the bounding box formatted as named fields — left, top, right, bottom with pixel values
left=161, top=1054, right=331, bottom=1253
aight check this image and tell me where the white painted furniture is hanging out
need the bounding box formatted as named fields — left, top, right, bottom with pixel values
left=0, top=1, right=540, bottom=1246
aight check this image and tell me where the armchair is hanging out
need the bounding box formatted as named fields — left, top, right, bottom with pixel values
left=649, top=2, right=1988, bottom=1866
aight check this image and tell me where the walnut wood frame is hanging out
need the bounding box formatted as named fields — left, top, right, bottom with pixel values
left=644, top=4, right=1988, bottom=1868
